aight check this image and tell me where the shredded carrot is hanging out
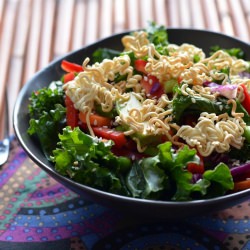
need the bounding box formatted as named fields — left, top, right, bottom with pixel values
left=79, top=112, right=112, bottom=127
left=233, top=179, right=250, bottom=192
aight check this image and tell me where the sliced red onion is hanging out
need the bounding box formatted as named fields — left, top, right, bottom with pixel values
left=230, top=162, right=250, bottom=181
left=238, top=71, right=250, bottom=79
left=192, top=173, right=202, bottom=184
left=150, top=82, right=161, bottom=94
left=207, top=82, right=238, bottom=99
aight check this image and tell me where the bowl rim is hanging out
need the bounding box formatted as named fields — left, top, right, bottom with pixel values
left=13, top=28, right=250, bottom=209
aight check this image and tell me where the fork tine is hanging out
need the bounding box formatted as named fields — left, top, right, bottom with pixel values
left=0, top=90, right=10, bottom=165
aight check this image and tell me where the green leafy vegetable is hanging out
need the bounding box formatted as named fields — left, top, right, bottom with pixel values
left=210, top=45, right=245, bottom=59
left=92, top=48, right=121, bottom=63
left=51, top=127, right=131, bottom=195
left=28, top=82, right=66, bottom=159
left=202, top=163, right=234, bottom=198
left=127, top=142, right=233, bottom=201
left=172, top=93, right=250, bottom=124
left=28, top=104, right=66, bottom=159
left=28, top=81, right=64, bottom=119
left=127, top=157, right=168, bottom=199
left=145, top=21, right=169, bottom=55
left=146, top=21, right=168, bottom=46
left=229, top=142, right=250, bottom=162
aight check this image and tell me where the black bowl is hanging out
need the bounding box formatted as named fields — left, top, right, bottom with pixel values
left=13, top=29, right=250, bottom=219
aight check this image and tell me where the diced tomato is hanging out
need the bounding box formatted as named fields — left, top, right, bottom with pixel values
left=177, top=75, right=183, bottom=84
left=65, top=96, right=78, bottom=128
left=61, top=60, right=83, bottom=73
left=141, top=75, right=164, bottom=98
left=63, top=72, right=75, bottom=83
left=187, top=155, right=204, bottom=174
left=134, top=59, right=147, bottom=74
left=124, top=138, right=138, bottom=151
left=92, top=127, right=127, bottom=148
left=240, top=84, right=250, bottom=114
left=79, top=112, right=112, bottom=127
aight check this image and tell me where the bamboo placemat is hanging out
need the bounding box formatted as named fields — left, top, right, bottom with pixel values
left=0, top=0, right=250, bottom=136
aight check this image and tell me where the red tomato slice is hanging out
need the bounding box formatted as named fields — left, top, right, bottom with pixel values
left=187, top=155, right=204, bottom=174
left=177, top=76, right=183, bottom=84
left=65, top=96, right=78, bottom=128
left=240, top=84, right=250, bottom=114
left=63, top=72, right=75, bottom=83
left=92, top=127, right=127, bottom=148
left=134, top=59, right=147, bottom=74
left=61, top=60, right=83, bottom=73
left=141, top=75, right=164, bottom=98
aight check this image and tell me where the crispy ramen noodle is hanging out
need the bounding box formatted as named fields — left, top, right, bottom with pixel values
left=173, top=100, right=246, bottom=156
left=64, top=55, right=139, bottom=135
left=180, top=83, right=217, bottom=100
left=200, top=51, right=249, bottom=82
left=64, top=29, right=250, bottom=156
left=122, top=31, right=150, bottom=58
left=180, top=63, right=211, bottom=85
left=146, top=44, right=194, bottom=82
left=117, top=96, right=173, bottom=137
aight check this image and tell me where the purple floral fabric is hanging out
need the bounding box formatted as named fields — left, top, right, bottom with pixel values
left=0, top=139, right=250, bottom=250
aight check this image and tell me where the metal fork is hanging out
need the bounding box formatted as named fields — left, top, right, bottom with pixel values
left=0, top=91, right=10, bottom=165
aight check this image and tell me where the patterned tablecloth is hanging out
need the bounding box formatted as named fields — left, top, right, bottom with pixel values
left=0, top=138, right=250, bottom=250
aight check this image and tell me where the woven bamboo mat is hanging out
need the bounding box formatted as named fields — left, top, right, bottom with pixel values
left=0, top=0, right=250, bottom=137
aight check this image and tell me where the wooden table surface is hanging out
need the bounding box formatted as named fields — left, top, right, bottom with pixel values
left=0, top=0, right=250, bottom=137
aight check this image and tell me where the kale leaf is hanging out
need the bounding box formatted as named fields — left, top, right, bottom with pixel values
left=28, top=81, right=64, bottom=119
left=210, top=45, right=245, bottom=59
left=127, top=141, right=233, bottom=201
left=146, top=21, right=168, bottom=46
left=28, top=81, right=66, bottom=159
left=51, top=127, right=131, bottom=195
left=92, top=48, right=121, bottom=63
left=145, top=21, right=169, bottom=55
left=28, top=104, right=66, bottom=159
left=172, top=93, right=250, bottom=124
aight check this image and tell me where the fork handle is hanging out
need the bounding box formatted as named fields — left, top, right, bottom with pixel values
left=0, top=138, right=10, bottom=165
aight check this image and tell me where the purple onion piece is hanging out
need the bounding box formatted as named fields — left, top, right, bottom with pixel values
left=207, top=82, right=238, bottom=99
left=203, top=81, right=211, bottom=87
left=239, top=71, right=250, bottom=79
left=204, top=152, right=230, bottom=167
left=150, top=82, right=161, bottom=94
left=230, top=162, right=250, bottom=181
left=192, top=173, right=203, bottom=184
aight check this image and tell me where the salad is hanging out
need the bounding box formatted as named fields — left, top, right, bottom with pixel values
left=28, top=22, right=250, bottom=201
